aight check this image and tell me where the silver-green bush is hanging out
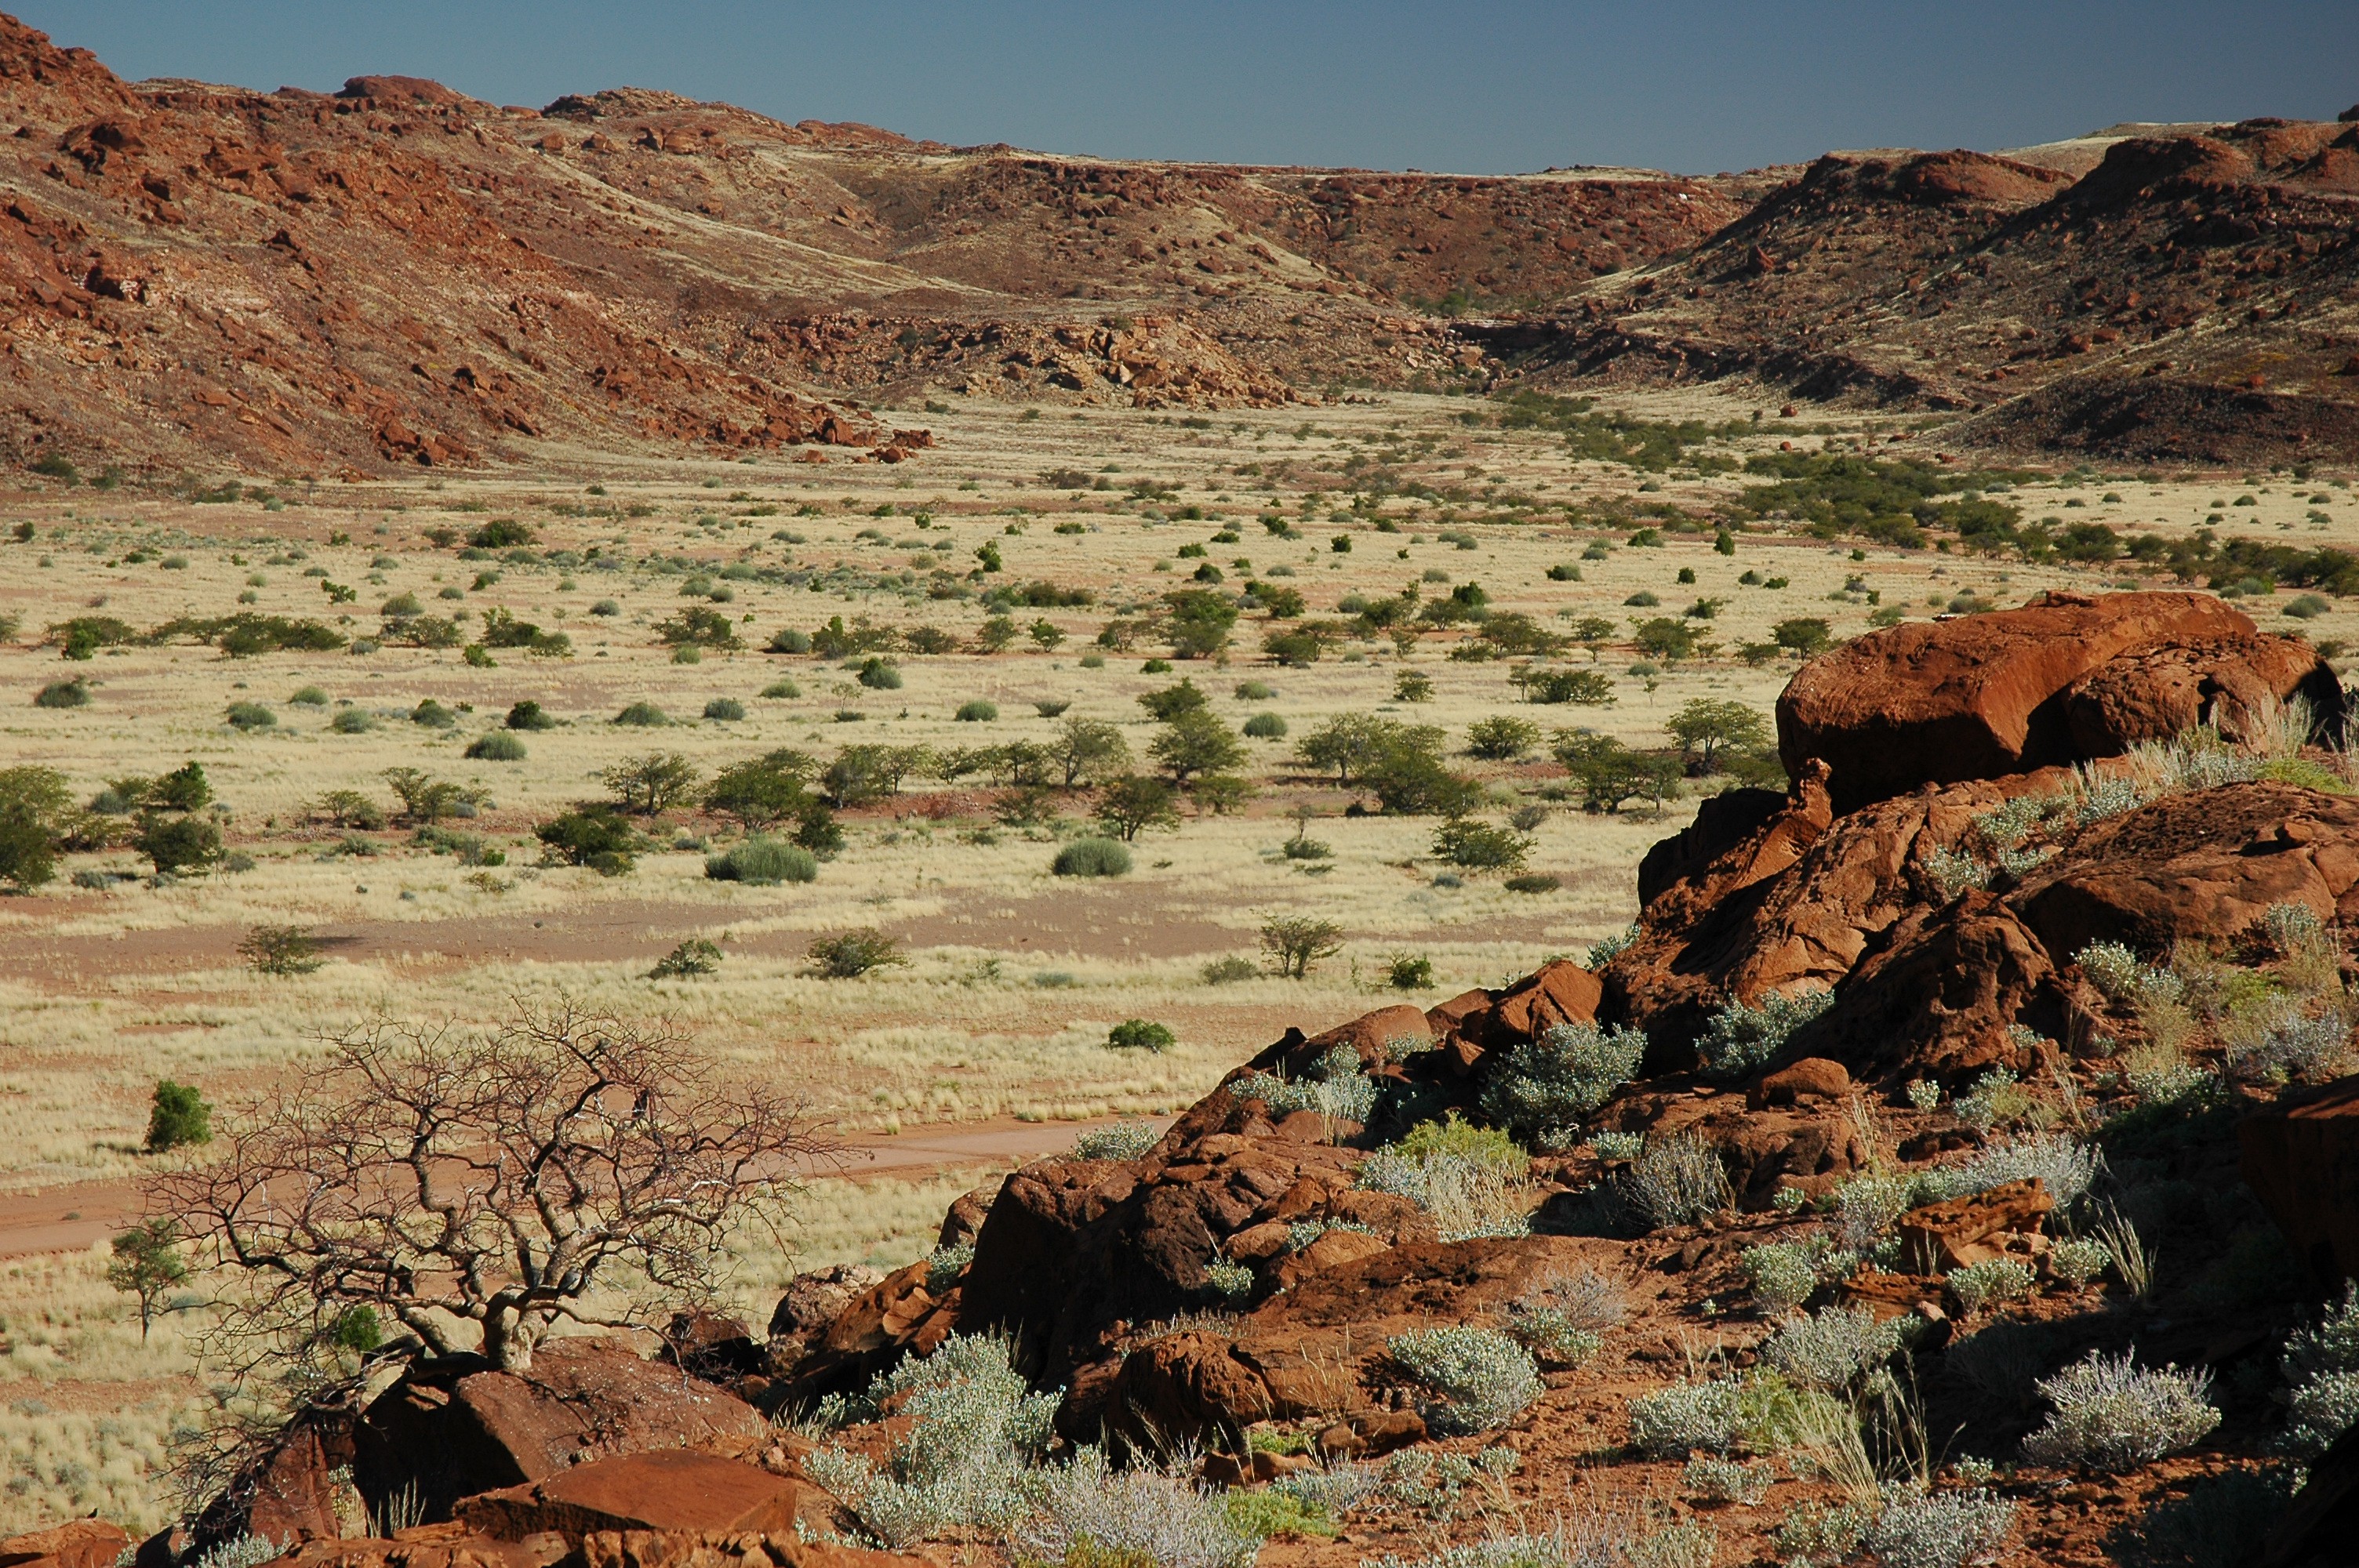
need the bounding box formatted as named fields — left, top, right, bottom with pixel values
left=1013, top=1447, right=1259, bottom=1568
left=1619, top=1133, right=1732, bottom=1229
left=2020, top=1351, right=2218, bottom=1471
left=1760, top=1305, right=1913, bottom=1392
left=2282, top=1283, right=2359, bottom=1457
left=1387, top=1326, right=1543, bottom=1433
left=1478, top=1020, right=1648, bottom=1141
left=1693, top=989, right=1833, bottom=1080
left=1866, top=1483, right=2017, bottom=1568
left=1074, top=1120, right=1163, bottom=1161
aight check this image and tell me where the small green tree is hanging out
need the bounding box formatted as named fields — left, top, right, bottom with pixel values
left=150, top=762, right=212, bottom=812
left=603, top=753, right=701, bottom=815
left=1554, top=731, right=1650, bottom=814
left=1050, top=717, right=1130, bottom=789
left=1148, top=710, right=1246, bottom=786
left=0, top=764, right=70, bottom=890
left=1094, top=774, right=1180, bottom=841
left=1666, top=699, right=1772, bottom=774
left=1261, top=915, right=1344, bottom=979
left=1137, top=680, right=1212, bottom=722
left=383, top=768, right=483, bottom=825
left=1434, top=817, right=1532, bottom=873
left=1774, top=618, right=1834, bottom=657
left=133, top=811, right=222, bottom=876
left=703, top=756, right=812, bottom=829
left=536, top=808, right=638, bottom=874
left=147, top=1080, right=213, bottom=1152
left=106, top=1218, right=187, bottom=1341
left=807, top=929, right=906, bottom=978
left=1161, top=590, right=1238, bottom=659
left=1466, top=717, right=1543, bottom=760
left=1630, top=617, right=1699, bottom=662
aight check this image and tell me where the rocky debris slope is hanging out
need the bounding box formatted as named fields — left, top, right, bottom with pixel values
left=747, top=588, right=2359, bottom=1565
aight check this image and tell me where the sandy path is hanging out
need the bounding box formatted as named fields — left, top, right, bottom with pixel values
left=0, top=1113, right=1160, bottom=1260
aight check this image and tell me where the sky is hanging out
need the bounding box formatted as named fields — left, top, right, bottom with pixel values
left=18, top=2, right=2358, bottom=176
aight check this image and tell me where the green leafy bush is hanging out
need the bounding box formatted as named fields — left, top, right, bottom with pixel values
left=703, top=697, right=747, bottom=720
left=808, top=928, right=906, bottom=978
left=1107, top=1018, right=1176, bottom=1051
left=612, top=700, right=669, bottom=727
left=1480, top=1022, right=1647, bottom=1142
left=1386, top=1326, right=1542, bottom=1433
left=465, top=732, right=526, bottom=761
left=35, top=677, right=89, bottom=708
left=146, top=1080, right=213, bottom=1151
left=225, top=701, right=275, bottom=729
left=1242, top=712, right=1288, bottom=739
left=1695, top=989, right=1834, bottom=1080
left=534, top=808, right=637, bottom=874
left=1052, top=837, right=1132, bottom=877
left=649, top=938, right=723, bottom=978
left=330, top=707, right=375, bottom=733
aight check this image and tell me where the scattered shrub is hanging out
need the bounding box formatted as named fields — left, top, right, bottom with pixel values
left=1479, top=1022, right=1648, bottom=1142
left=808, top=929, right=907, bottom=978
left=1387, top=953, right=1434, bottom=990
left=1695, top=989, right=1834, bottom=1080
left=330, top=707, right=375, bottom=733
left=704, top=837, right=817, bottom=886
left=35, top=677, right=89, bottom=708
left=238, top=924, right=322, bottom=976
left=1107, top=1018, right=1176, bottom=1052
left=703, top=697, right=747, bottom=720
left=1684, top=1456, right=1772, bottom=1505
left=1866, top=1484, right=2018, bottom=1568
left=1759, top=1305, right=1912, bottom=1392
left=1200, top=954, right=1258, bottom=985
left=1628, top=1377, right=1743, bottom=1457
left=2021, top=1352, right=2219, bottom=1471
left=649, top=938, right=723, bottom=978
left=534, top=808, right=637, bottom=875
left=612, top=700, right=669, bottom=726
left=2050, top=1238, right=2113, bottom=1288
left=954, top=699, right=999, bottom=722
left=1237, top=1044, right=1378, bottom=1123
left=1742, top=1240, right=1831, bottom=1315
left=761, top=678, right=801, bottom=699
left=1012, top=1446, right=1259, bottom=1568
left=1261, top=913, right=1344, bottom=978
left=1387, top=1326, right=1543, bottom=1433
left=224, top=700, right=275, bottom=729
left=1076, top=1122, right=1164, bottom=1161
left=465, top=732, right=526, bottom=761
left=1432, top=815, right=1532, bottom=873
left=1243, top=711, right=1288, bottom=739
left=2281, top=1283, right=2359, bottom=1457
left=1052, top=837, right=1133, bottom=877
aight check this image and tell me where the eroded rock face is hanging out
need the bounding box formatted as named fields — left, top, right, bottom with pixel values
left=0, top=1520, right=132, bottom=1568
left=2060, top=633, right=2345, bottom=757
left=452, top=1452, right=811, bottom=1542
left=353, top=1338, right=767, bottom=1527
left=1776, top=591, right=2285, bottom=811
left=2240, top=1074, right=2359, bottom=1287
left=2012, top=782, right=2359, bottom=957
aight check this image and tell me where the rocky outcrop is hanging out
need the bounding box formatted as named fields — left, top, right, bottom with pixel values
left=353, top=1338, right=768, bottom=1526
left=2240, top=1074, right=2359, bottom=1287
left=452, top=1453, right=812, bottom=1542
left=1775, top=592, right=2310, bottom=811
left=2012, top=782, right=2359, bottom=958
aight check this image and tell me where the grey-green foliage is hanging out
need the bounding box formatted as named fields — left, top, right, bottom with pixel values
left=191, top=1538, right=285, bottom=1568
left=1627, top=1377, right=1743, bottom=1457
left=1946, top=1258, right=2036, bottom=1315
left=1234, top=1044, right=1377, bottom=1123
left=2076, top=940, right=2183, bottom=1006
left=2050, top=1238, right=2112, bottom=1287
left=1386, top=1326, right=1543, bottom=1434
left=1759, top=1305, right=1913, bottom=1392
left=1776, top=1499, right=1872, bottom=1563
left=704, top=837, right=817, bottom=885
left=1682, top=1456, right=1771, bottom=1505
left=1866, top=1483, right=2018, bottom=1568
left=1742, top=1240, right=1842, bottom=1314
left=1693, top=989, right=1833, bottom=1080
left=2020, top=1351, right=2219, bottom=1472
left=1478, top=1021, right=1648, bottom=1141
left=2227, top=1000, right=2350, bottom=1083
left=1012, top=1447, right=1259, bottom=1568
left=1074, top=1121, right=1162, bottom=1161
left=801, top=1333, right=1060, bottom=1546
left=1586, top=924, right=1639, bottom=967
left=2282, top=1283, right=2359, bottom=1457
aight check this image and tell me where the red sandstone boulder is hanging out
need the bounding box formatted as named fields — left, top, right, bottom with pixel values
left=1750, top=1057, right=1852, bottom=1108
left=2241, top=1073, right=2359, bottom=1287
left=2061, top=633, right=2343, bottom=757
left=1777, top=590, right=2266, bottom=811
left=0, top=1520, right=132, bottom=1568
left=1894, top=1178, right=2054, bottom=1273
left=354, top=1338, right=768, bottom=1527
left=453, top=1452, right=811, bottom=1542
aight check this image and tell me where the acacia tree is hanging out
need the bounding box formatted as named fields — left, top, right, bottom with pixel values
left=154, top=1000, right=821, bottom=1374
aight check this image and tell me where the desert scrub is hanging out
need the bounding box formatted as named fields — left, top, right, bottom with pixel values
left=1358, top=1118, right=1530, bottom=1240
left=1052, top=837, right=1132, bottom=877
left=329, top=707, right=375, bottom=733
left=2020, top=1351, right=2218, bottom=1471
left=1236, top=1044, right=1376, bottom=1123
left=703, top=697, right=747, bottom=720
left=1865, top=1483, right=2017, bottom=1568
left=1627, top=1377, right=1744, bottom=1457
left=224, top=700, right=274, bottom=729
left=1619, top=1132, right=1732, bottom=1229
left=806, top=929, right=906, bottom=978
left=1760, top=1305, right=1913, bottom=1393
left=802, top=1334, right=1059, bottom=1547
left=612, top=700, right=669, bottom=726
left=1013, top=1446, right=1259, bottom=1568
left=2048, top=1238, right=2112, bottom=1288
left=1386, top=1326, right=1542, bottom=1433
left=2225, top=1000, right=2350, bottom=1083
left=648, top=938, right=722, bottom=978
left=2281, top=1283, right=2359, bottom=1457
left=1682, top=1455, right=1772, bottom=1505
left=704, top=837, right=817, bottom=886
left=1478, top=1021, right=1648, bottom=1142
left=34, top=676, right=90, bottom=708
left=1693, top=988, right=1833, bottom=1080
left=1586, top=923, right=1639, bottom=967
left=1741, top=1239, right=1839, bottom=1314
left=1074, top=1121, right=1162, bottom=1161
left=1503, top=1266, right=1626, bottom=1365
left=2076, top=940, right=2183, bottom=1006
left=1944, top=1258, right=2035, bottom=1315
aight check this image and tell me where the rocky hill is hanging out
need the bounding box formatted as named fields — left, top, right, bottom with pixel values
left=4, top=12, right=2354, bottom=474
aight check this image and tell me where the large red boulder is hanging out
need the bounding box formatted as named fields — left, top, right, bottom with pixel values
left=2010, top=782, right=2359, bottom=958
left=2241, top=1073, right=2359, bottom=1287
left=2061, top=633, right=2344, bottom=757
left=1776, top=590, right=2290, bottom=811
left=353, top=1338, right=767, bottom=1527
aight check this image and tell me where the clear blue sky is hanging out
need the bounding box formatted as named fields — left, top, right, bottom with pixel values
left=19, top=2, right=2357, bottom=175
